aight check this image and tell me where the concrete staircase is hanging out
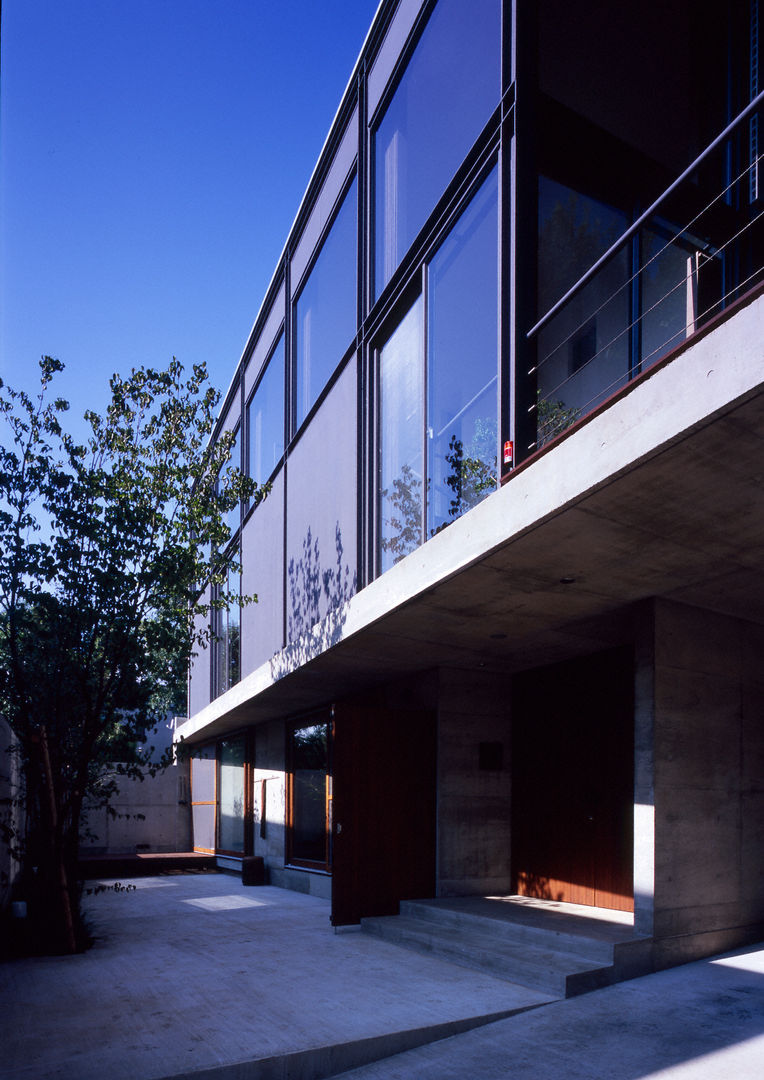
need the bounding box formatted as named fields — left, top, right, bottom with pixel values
left=361, top=896, right=648, bottom=999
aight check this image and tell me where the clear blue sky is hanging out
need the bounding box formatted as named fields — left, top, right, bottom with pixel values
left=1, top=0, right=379, bottom=441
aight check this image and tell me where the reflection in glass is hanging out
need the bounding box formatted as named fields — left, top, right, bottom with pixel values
left=222, top=424, right=242, bottom=538
left=428, top=167, right=498, bottom=535
left=295, top=178, right=357, bottom=428
left=191, top=746, right=216, bottom=853
left=378, top=298, right=424, bottom=573
left=247, top=334, right=284, bottom=488
left=640, top=227, right=698, bottom=369
left=213, top=561, right=240, bottom=698
left=536, top=178, right=630, bottom=443
left=290, top=723, right=329, bottom=866
left=218, top=737, right=246, bottom=853
left=374, top=0, right=500, bottom=297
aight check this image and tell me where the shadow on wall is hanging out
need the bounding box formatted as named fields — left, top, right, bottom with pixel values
left=273, top=523, right=356, bottom=682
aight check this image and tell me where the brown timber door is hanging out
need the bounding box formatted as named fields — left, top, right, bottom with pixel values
left=331, top=704, right=437, bottom=926
left=511, top=647, right=634, bottom=912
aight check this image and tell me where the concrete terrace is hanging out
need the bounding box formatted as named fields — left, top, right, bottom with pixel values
left=2, top=871, right=764, bottom=1080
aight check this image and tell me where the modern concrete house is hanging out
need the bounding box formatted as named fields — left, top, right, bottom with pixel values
left=177, top=0, right=764, bottom=992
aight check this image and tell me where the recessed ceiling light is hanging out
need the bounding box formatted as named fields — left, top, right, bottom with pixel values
left=559, top=576, right=576, bottom=584
left=489, top=632, right=507, bottom=639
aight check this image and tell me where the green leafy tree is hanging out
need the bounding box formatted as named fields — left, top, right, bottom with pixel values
left=0, top=357, right=259, bottom=953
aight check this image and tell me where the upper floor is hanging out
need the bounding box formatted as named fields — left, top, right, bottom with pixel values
left=187, top=0, right=763, bottom=724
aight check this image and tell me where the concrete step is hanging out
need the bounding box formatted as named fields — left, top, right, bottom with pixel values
left=399, top=899, right=618, bottom=965
left=361, top=913, right=615, bottom=998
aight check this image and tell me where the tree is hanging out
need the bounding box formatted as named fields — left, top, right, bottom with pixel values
left=0, top=357, right=259, bottom=953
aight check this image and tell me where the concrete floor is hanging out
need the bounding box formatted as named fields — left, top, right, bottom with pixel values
left=1, top=872, right=552, bottom=1080
left=2, top=872, right=763, bottom=1080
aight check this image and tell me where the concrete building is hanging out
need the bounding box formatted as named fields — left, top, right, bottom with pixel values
left=177, top=0, right=764, bottom=988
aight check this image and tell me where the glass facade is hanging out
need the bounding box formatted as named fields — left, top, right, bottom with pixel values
left=427, top=167, right=499, bottom=535
left=373, top=0, right=501, bottom=296
left=378, top=168, right=499, bottom=570
left=221, top=423, right=242, bottom=538
left=247, top=333, right=285, bottom=488
left=536, top=178, right=630, bottom=441
left=295, top=177, right=357, bottom=429
left=213, top=561, right=240, bottom=698
left=289, top=721, right=330, bottom=868
left=378, top=297, right=424, bottom=572
left=218, top=736, right=246, bottom=853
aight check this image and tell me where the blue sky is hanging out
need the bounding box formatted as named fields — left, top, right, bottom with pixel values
left=1, top=0, right=379, bottom=441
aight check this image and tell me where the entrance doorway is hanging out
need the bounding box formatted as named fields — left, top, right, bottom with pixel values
left=511, top=647, right=634, bottom=911
left=331, top=705, right=437, bottom=926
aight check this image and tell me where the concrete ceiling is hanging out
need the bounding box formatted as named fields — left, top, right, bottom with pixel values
left=192, top=379, right=764, bottom=741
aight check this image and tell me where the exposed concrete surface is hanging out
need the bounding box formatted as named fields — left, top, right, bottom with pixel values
left=0, top=873, right=552, bottom=1080
left=335, top=945, right=764, bottom=1079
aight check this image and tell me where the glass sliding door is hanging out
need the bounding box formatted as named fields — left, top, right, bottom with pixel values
left=378, top=297, right=424, bottom=573
left=288, top=720, right=330, bottom=870
left=218, top=736, right=247, bottom=855
left=375, top=167, right=500, bottom=574
left=427, top=166, right=499, bottom=535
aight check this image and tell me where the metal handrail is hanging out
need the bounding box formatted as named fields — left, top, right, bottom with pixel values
left=527, top=87, right=764, bottom=340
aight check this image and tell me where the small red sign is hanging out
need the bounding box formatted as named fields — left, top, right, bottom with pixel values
left=503, top=440, right=513, bottom=465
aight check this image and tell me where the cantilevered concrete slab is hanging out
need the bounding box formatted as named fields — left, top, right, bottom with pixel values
left=177, top=290, right=764, bottom=745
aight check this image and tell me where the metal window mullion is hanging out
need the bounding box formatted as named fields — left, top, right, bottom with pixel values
left=422, top=261, right=429, bottom=546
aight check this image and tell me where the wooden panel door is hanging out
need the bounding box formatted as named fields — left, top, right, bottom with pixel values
left=511, top=648, right=634, bottom=912
left=331, top=704, right=437, bottom=926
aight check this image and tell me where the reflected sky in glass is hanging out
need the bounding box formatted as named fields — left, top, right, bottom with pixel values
left=374, top=0, right=500, bottom=296
left=295, top=178, right=357, bottom=428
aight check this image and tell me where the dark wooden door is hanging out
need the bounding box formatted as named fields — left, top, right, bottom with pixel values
left=331, top=705, right=437, bottom=926
left=511, top=648, right=634, bottom=911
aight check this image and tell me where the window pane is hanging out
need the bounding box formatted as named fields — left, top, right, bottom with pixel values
left=378, top=297, right=424, bottom=573
left=295, top=178, right=357, bottom=428
left=218, top=737, right=246, bottom=853
left=222, top=424, right=241, bottom=537
left=640, top=228, right=697, bottom=369
left=428, top=167, right=499, bottom=535
left=247, top=335, right=284, bottom=488
left=374, top=0, right=501, bottom=297
left=536, top=178, right=630, bottom=443
left=212, top=561, right=240, bottom=698
left=290, top=723, right=328, bottom=865
left=227, top=563, right=240, bottom=689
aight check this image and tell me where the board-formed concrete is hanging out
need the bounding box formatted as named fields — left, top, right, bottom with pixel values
left=0, top=873, right=552, bottom=1080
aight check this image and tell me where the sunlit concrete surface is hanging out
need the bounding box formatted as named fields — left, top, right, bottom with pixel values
left=335, top=945, right=764, bottom=1080
left=0, top=872, right=553, bottom=1080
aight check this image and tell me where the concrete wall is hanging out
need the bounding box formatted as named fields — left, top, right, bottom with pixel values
left=436, top=668, right=513, bottom=896
left=81, top=760, right=192, bottom=855
left=647, top=599, right=764, bottom=965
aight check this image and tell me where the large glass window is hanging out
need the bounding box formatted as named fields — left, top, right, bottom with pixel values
left=218, top=736, right=246, bottom=854
left=220, top=423, right=242, bottom=539
left=247, top=334, right=285, bottom=489
left=288, top=720, right=330, bottom=870
left=536, top=178, right=630, bottom=444
left=373, top=0, right=501, bottom=297
left=378, top=168, right=499, bottom=573
left=295, top=178, right=357, bottom=429
left=190, top=745, right=216, bottom=854
left=212, top=561, right=240, bottom=698
left=379, top=297, right=424, bottom=573
left=427, top=170, right=498, bottom=535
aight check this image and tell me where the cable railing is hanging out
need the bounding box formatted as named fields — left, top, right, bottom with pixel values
left=526, top=90, right=764, bottom=452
